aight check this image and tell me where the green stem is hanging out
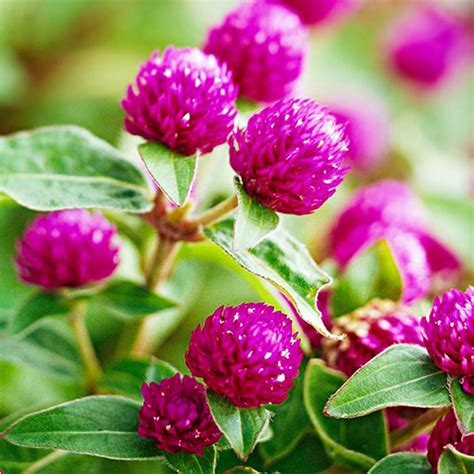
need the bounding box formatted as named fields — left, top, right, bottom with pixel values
left=69, top=301, right=102, bottom=392
left=390, top=406, right=450, bottom=450
left=24, top=450, right=67, bottom=473
left=189, top=193, right=238, bottom=227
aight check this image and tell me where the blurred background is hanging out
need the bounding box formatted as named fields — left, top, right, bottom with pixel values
left=0, top=0, right=472, bottom=472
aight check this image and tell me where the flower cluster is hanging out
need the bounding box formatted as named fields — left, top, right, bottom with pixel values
left=422, top=287, right=474, bottom=395
left=186, top=302, right=303, bottom=408
left=16, top=209, right=119, bottom=290
left=138, top=374, right=222, bottom=455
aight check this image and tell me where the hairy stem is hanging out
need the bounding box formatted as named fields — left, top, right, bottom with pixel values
left=390, top=406, right=450, bottom=450
left=189, top=193, right=238, bottom=227
left=69, top=301, right=102, bottom=392
left=24, top=450, right=67, bottom=473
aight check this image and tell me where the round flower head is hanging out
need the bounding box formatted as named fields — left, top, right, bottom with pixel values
left=230, top=98, right=350, bottom=215
left=121, top=47, right=238, bottom=155
left=387, top=6, right=467, bottom=88
left=16, top=210, right=119, bottom=290
left=185, top=303, right=303, bottom=408
left=322, top=300, right=424, bottom=377
left=138, top=374, right=222, bottom=455
left=427, top=410, right=474, bottom=472
left=422, top=287, right=474, bottom=394
left=280, top=0, right=360, bottom=26
left=204, top=2, right=307, bottom=103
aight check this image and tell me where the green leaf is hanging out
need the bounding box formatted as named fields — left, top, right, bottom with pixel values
left=368, top=453, right=431, bottom=473
left=95, top=280, right=176, bottom=321
left=206, top=390, right=270, bottom=461
left=165, top=446, right=216, bottom=474
left=204, top=218, right=333, bottom=338
left=303, top=359, right=388, bottom=471
left=0, top=126, right=152, bottom=212
left=4, top=396, right=164, bottom=460
left=450, top=378, right=474, bottom=435
left=331, top=239, right=403, bottom=317
left=438, top=446, right=474, bottom=474
left=325, top=344, right=450, bottom=419
left=7, top=292, right=70, bottom=335
left=0, top=318, right=82, bottom=380
left=260, top=360, right=309, bottom=464
left=139, top=141, right=197, bottom=207
left=233, top=177, right=279, bottom=251
left=97, top=357, right=178, bottom=400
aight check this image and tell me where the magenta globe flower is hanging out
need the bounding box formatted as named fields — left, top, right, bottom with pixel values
left=422, top=287, right=474, bottom=395
left=387, top=6, right=467, bottom=88
left=230, top=98, right=349, bottom=215
left=279, top=0, right=360, bottom=26
left=185, top=303, right=303, bottom=408
left=322, top=300, right=424, bottom=377
left=428, top=410, right=474, bottom=472
left=138, top=374, right=222, bottom=455
left=121, top=47, right=238, bottom=155
left=204, top=2, right=307, bottom=103
left=16, top=210, right=119, bottom=290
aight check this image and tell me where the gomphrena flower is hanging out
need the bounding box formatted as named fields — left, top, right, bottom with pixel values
left=230, top=98, right=350, bottom=215
left=422, top=287, right=474, bottom=395
left=204, top=2, right=307, bottom=103
left=279, top=0, right=360, bottom=26
left=427, top=410, right=474, bottom=472
left=16, top=209, right=119, bottom=290
left=121, top=47, right=238, bottom=155
left=386, top=6, right=467, bottom=88
left=185, top=303, right=303, bottom=408
left=322, top=300, right=424, bottom=377
left=329, top=180, right=461, bottom=280
left=138, top=374, right=222, bottom=455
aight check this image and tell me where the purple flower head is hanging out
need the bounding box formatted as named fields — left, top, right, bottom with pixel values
left=138, top=374, right=222, bottom=455
left=279, top=0, right=360, bottom=26
left=121, top=47, right=238, bottom=155
left=204, top=2, right=307, bottom=103
left=230, top=98, right=350, bottom=215
left=185, top=303, right=303, bottom=408
left=322, top=300, right=424, bottom=377
left=428, top=410, right=474, bottom=472
left=422, top=287, right=474, bottom=395
left=387, top=6, right=468, bottom=88
left=16, top=210, right=119, bottom=290
left=331, top=96, right=390, bottom=172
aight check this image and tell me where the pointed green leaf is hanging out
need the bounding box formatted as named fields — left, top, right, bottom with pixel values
left=204, top=218, right=333, bottom=338
left=331, top=239, right=403, bottom=317
left=3, top=396, right=163, bottom=460
left=95, top=280, right=176, bottom=321
left=325, top=344, right=450, bottom=419
left=368, top=453, right=431, bottom=473
left=139, top=141, right=197, bottom=206
left=165, top=446, right=216, bottom=474
left=450, top=378, right=474, bottom=435
left=304, top=359, right=388, bottom=471
left=438, top=446, right=474, bottom=474
left=97, top=357, right=178, bottom=400
left=234, top=178, right=279, bottom=251
left=0, top=126, right=152, bottom=212
left=206, top=390, right=270, bottom=461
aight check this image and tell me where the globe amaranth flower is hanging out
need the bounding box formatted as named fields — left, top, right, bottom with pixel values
left=329, top=180, right=461, bottom=284
left=422, top=287, right=474, bottom=394
left=16, top=209, right=119, bottom=290
left=428, top=410, right=474, bottom=472
left=279, top=0, right=360, bottom=26
left=138, top=374, right=222, bottom=455
left=185, top=303, right=303, bottom=408
left=121, top=47, right=238, bottom=156
left=204, top=2, right=307, bottom=103
left=230, top=98, right=350, bottom=215
left=331, top=95, right=390, bottom=172
left=322, top=300, right=424, bottom=377
left=386, top=6, right=467, bottom=88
